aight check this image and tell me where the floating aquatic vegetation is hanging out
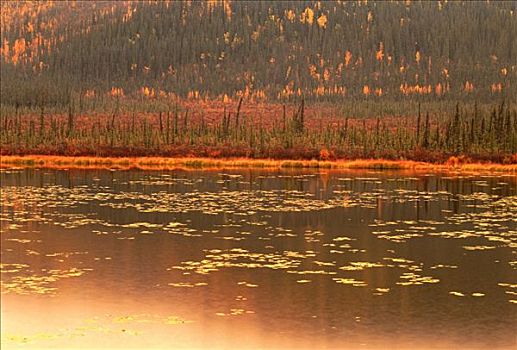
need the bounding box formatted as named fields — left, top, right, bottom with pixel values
left=164, top=316, right=192, bottom=324
left=168, top=248, right=309, bottom=275
left=1, top=267, right=91, bottom=295
left=373, top=288, right=390, bottom=295
left=45, top=251, right=89, bottom=258
left=5, top=238, right=35, bottom=244
left=215, top=309, right=255, bottom=317
left=340, top=261, right=384, bottom=271
left=396, top=273, right=439, bottom=286
left=313, top=261, right=336, bottom=267
left=237, top=282, right=258, bottom=288
left=429, top=264, right=458, bottom=269
left=0, top=263, right=29, bottom=273
left=287, top=270, right=336, bottom=275
left=168, top=282, right=208, bottom=288
left=462, top=245, right=497, bottom=251
left=122, top=222, right=162, bottom=229
left=332, top=278, right=367, bottom=287
left=0, top=313, right=191, bottom=345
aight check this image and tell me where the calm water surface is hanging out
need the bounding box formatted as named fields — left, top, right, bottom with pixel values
left=1, top=168, right=516, bottom=349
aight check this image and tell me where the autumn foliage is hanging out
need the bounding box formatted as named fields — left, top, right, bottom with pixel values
left=1, top=1, right=515, bottom=106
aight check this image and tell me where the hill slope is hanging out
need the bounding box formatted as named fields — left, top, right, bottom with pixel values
left=1, top=0, right=516, bottom=106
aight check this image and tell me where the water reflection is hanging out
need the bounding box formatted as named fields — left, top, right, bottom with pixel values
left=1, top=168, right=516, bottom=349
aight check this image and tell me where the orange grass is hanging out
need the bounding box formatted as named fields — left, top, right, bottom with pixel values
left=1, top=155, right=516, bottom=173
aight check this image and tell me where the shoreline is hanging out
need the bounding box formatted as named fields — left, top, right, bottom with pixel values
left=1, top=155, right=517, bottom=173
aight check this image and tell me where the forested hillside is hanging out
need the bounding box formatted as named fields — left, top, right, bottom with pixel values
left=1, top=0, right=516, bottom=107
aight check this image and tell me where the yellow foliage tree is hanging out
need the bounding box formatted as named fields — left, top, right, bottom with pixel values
left=376, top=42, right=384, bottom=62
left=317, top=14, right=327, bottom=28
left=301, top=7, right=314, bottom=25
left=344, top=50, right=352, bottom=67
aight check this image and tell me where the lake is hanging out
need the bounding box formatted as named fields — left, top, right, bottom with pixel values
left=1, top=168, right=516, bottom=349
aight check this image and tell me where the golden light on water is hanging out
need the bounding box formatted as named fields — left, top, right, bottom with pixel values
left=1, top=169, right=516, bottom=349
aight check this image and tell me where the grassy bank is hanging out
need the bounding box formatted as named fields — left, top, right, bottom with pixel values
left=2, top=155, right=517, bottom=173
